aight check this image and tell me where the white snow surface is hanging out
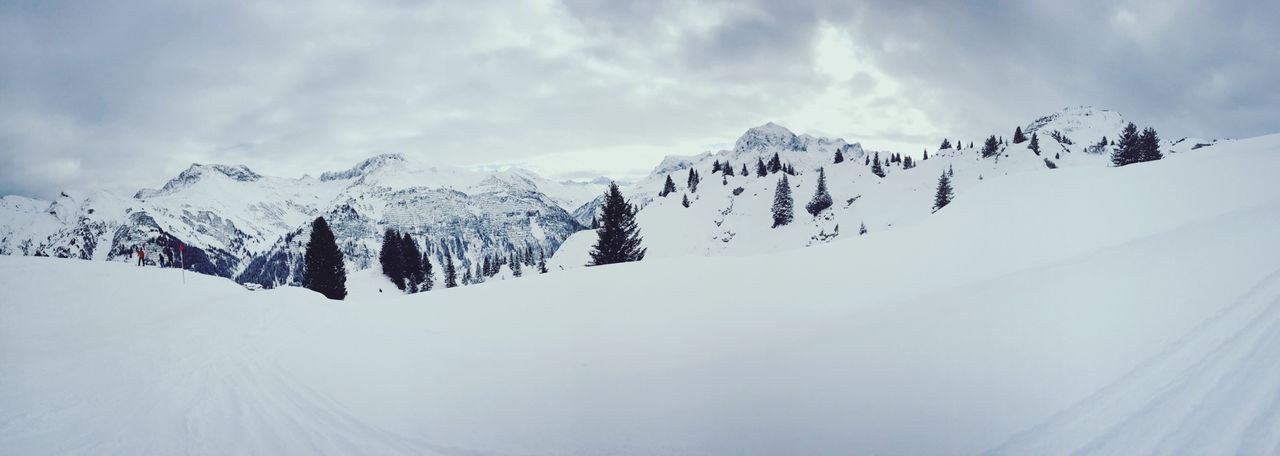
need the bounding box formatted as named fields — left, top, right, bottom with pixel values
left=3, top=132, right=1280, bottom=454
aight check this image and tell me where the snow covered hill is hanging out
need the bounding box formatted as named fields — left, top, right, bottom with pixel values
left=0, top=154, right=602, bottom=287
left=2, top=132, right=1279, bottom=454
left=552, top=106, right=1221, bottom=268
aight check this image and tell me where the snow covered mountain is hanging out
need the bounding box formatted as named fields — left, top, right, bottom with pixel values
left=552, top=106, right=1216, bottom=268
left=0, top=154, right=601, bottom=287
left=4, top=131, right=1278, bottom=454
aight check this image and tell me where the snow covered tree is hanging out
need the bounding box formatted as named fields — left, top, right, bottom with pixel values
left=1013, top=126, right=1027, bottom=143
left=589, top=182, right=646, bottom=266
left=940, top=138, right=952, bottom=149
left=712, top=160, right=722, bottom=173
left=981, top=135, right=1000, bottom=158
left=686, top=168, right=700, bottom=193
left=805, top=167, right=833, bottom=216
left=834, top=149, right=845, bottom=163
left=682, top=193, right=690, bottom=208
left=767, top=153, right=782, bottom=173
left=756, top=159, right=767, bottom=177
left=379, top=228, right=404, bottom=290
left=740, top=164, right=749, bottom=176
left=859, top=222, right=868, bottom=235
left=1112, top=122, right=1140, bottom=166
left=461, top=268, right=472, bottom=285
left=903, top=155, right=915, bottom=169
left=421, top=251, right=433, bottom=291
left=723, top=162, right=735, bottom=176
left=537, top=252, right=548, bottom=274
left=1138, top=127, right=1163, bottom=163
left=302, top=216, right=346, bottom=300
left=510, top=254, right=522, bottom=277
left=771, top=175, right=794, bottom=228
left=1029, top=132, right=1040, bottom=155
left=933, top=171, right=954, bottom=212
left=659, top=174, right=676, bottom=197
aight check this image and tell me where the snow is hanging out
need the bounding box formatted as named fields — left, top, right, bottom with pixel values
left=3, top=132, right=1279, bottom=454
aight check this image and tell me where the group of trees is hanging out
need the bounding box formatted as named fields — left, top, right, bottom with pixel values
left=379, top=228, right=434, bottom=293
left=771, top=166, right=835, bottom=228
left=1111, top=122, right=1163, bottom=167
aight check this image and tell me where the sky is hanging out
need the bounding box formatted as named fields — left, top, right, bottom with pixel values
left=1, top=0, right=1276, bottom=199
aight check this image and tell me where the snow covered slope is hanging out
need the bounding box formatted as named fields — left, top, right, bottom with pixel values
left=3, top=132, right=1278, bottom=454
left=553, top=107, right=1222, bottom=268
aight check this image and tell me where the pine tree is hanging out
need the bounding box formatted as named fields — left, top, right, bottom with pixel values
left=510, top=254, right=522, bottom=277
left=302, top=217, right=347, bottom=300
left=903, top=155, right=914, bottom=169
left=771, top=175, right=794, bottom=228
left=379, top=228, right=405, bottom=290
left=940, top=138, right=952, bottom=149
left=859, top=222, right=867, bottom=235
left=864, top=155, right=870, bottom=166
left=756, top=159, right=767, bottom=177
left=767, top=153, right=782, bottom=173
left=421, top=252, right=434, bottom=291
left=1138, top=127, right=1162, bottom=163
left=932, top=171, right=954, bottom=212
left=712, top=160, right=722, bottom=173
left=1112, top=122, right=1140, bottom=166
left=1013, top=126, right=1027, bottom=143
left=588, top=182, right=646, bottom=266
left=834, top=149, right=845, bottom=163
left=660, top=174, right=676, bottom=197
left=723, top=162, right=735, bottom=176
left=400, top=232, right=425, bottom=293
left=871, top=152, right=885, bottom=178
left=686, top=168, right=699, bottom=193
left=443, top=252, right=457, bottom=288
left=1029, top=132, right=1040, bottom=155
left=806, top=167, right=833, bottom=216
left=462, top=268, right=472, bottom=285
left=537, top=252, right=548, bottom=274
left=923, top=149, right=929, bottom=160
left=982, top=135, right=1000, bottom=158
left=682, top=193, right=691, bottom=208
left=740, top=164, right=748, bottom=176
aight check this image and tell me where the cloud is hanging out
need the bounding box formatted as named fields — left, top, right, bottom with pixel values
left=1, top=0, right=1274, bottom=198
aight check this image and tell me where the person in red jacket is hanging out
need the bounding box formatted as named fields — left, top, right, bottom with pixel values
left=137, top=248, right=145, bottom=266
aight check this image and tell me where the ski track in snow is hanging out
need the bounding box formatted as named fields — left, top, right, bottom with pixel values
left=987, top=267, right=1280, bottom=455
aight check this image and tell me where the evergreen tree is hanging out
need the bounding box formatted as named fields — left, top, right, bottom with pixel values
left=871, top=152, right=886, bottom=178
left=510, top=254, right=522, bottom=277
left=740, top=164, right=749, bottom=176
left=379, top=228, right=404, bottom=290
left=588, top=182, right=647, bottom=266
left=462, top=268, right=472, bottom=285
left=834, top=149, right=845, bottom=163
left=659, top=174, right=676, bottom=197
left=1013, top=126, right=1027, bottom=143
left=400, top=232, right=425, bottom=293
left=686, top=168, right=699, bottom=193
left=537, top=252, right=548, bottom=274
left=771, top=175, right=794, bottom=228
left=859, top=222, right=868, bottom=235
left=981, top=135, right=1000, bottom=158
left=421, top=252, right=434, bottom=291
left=932, top=171, right=954, bottom=212
left=805, top=167, right=833, bottom=216
left=923, top=149, right=929, bottom=160
left=443, top=252, right=457, bottom=288
left=1029, top=132, right=1041, bottom=155
left=723, top=162, right=735, bottom=176
left=756, top=159, right=767, bottom=177
left=903, top=155, right=915, bottom=169
left=682, top=193, right=691, bottom=208
left=1138, top=127, right=1162, bottom=163
left=712, top=160, right=722, bottom=173
left=1112, top=122, right=1140, bottom=166
left=940, top=138, right=952, bottom=149
left=302, top=217, right=347, bottom=300
left=767, top=153, right=782, bottom=173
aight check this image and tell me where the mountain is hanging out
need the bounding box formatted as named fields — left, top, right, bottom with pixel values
left=5, top=131, right=1279, bottom=454
left=0, top=155, right=599, bottom=287
left=551, top=107, right=1214, bottom=268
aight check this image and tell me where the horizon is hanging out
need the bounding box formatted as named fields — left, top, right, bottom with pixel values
left=3, top=1, right=1276, bottom=199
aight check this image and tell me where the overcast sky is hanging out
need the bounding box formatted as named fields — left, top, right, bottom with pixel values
left=2, top=0, right=1275, bottom=199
